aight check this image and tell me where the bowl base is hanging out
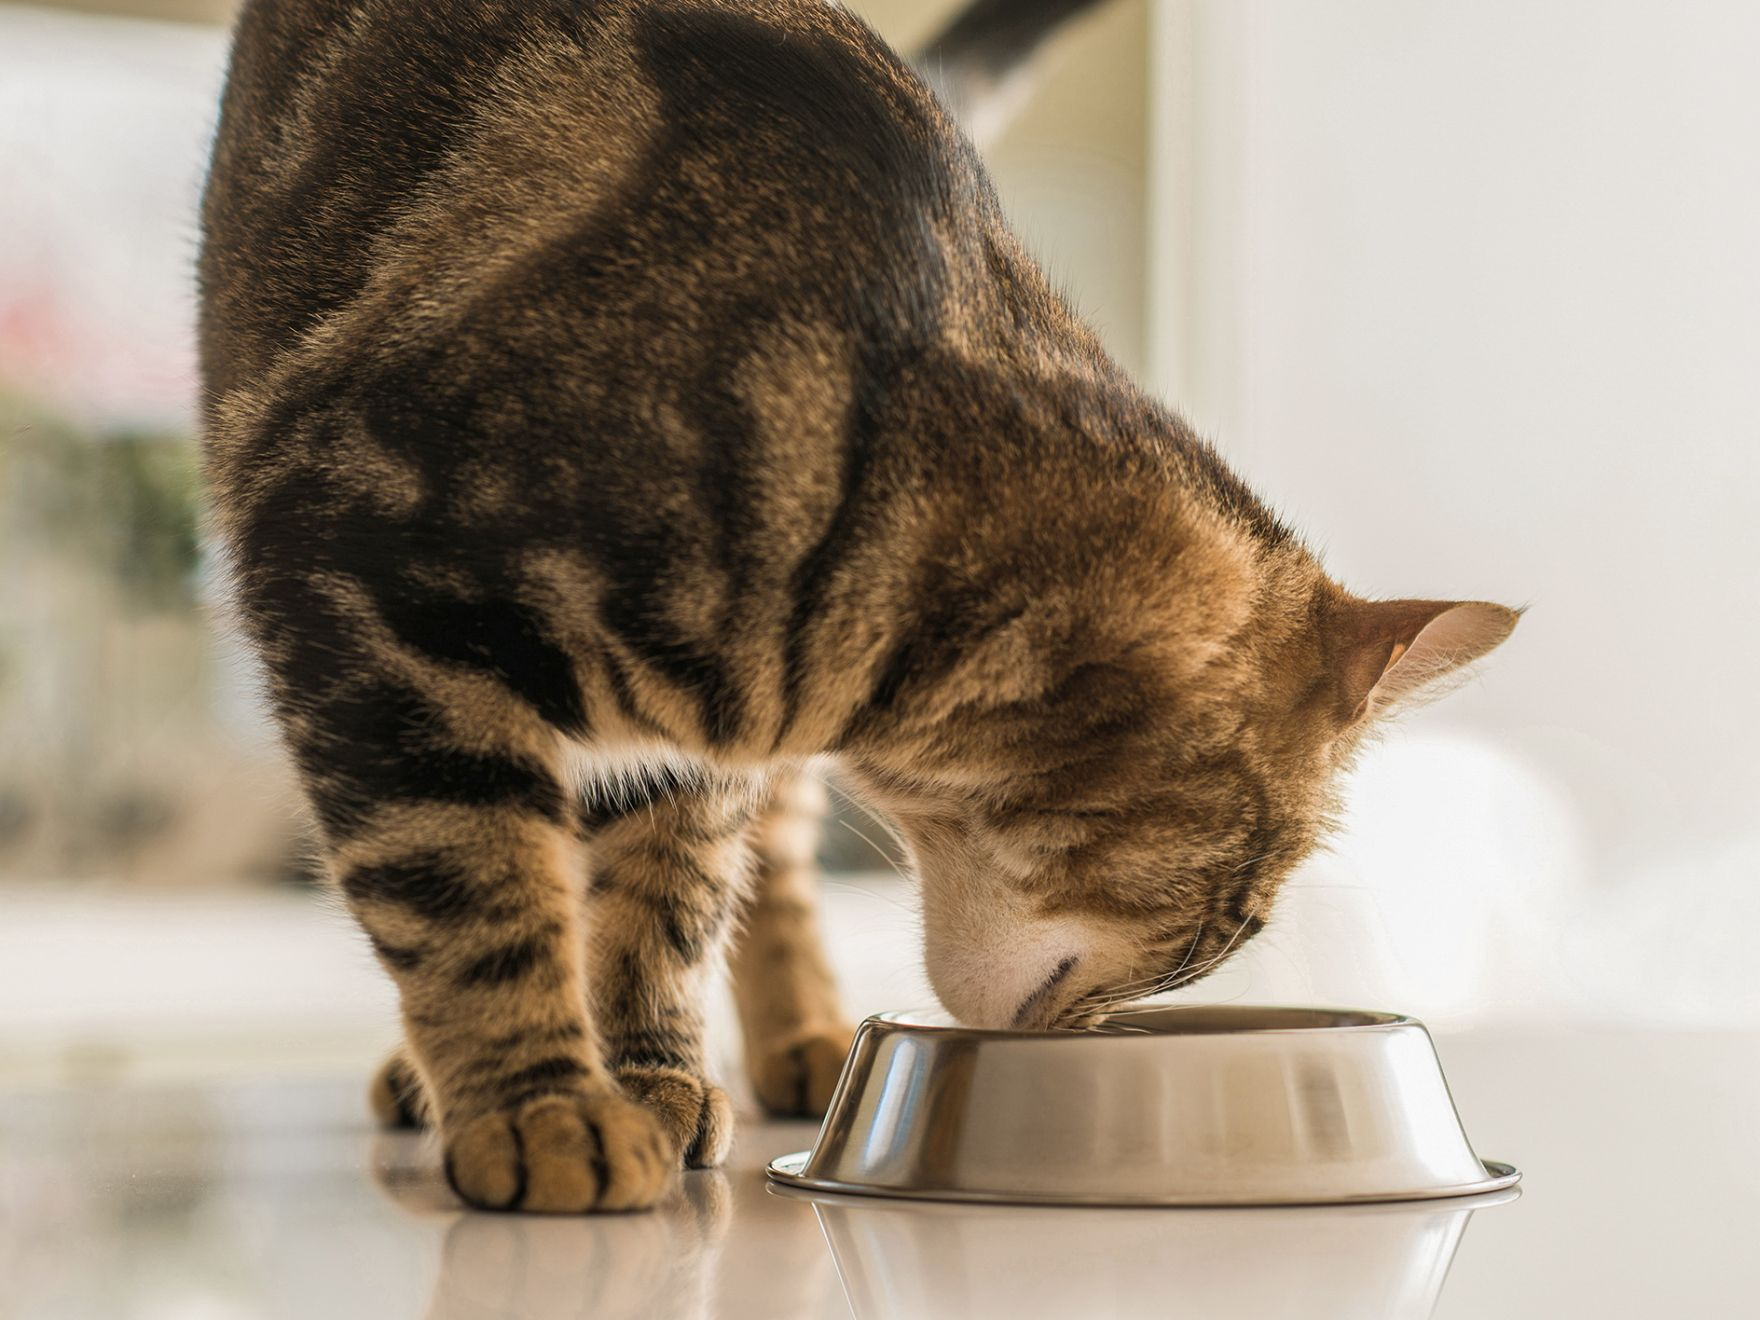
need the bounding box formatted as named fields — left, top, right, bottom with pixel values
left=765, top=1151, right=1522, bottom=1208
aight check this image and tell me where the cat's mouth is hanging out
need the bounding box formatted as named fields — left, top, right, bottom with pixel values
left=1010, top=955, right=1083, bottom=1030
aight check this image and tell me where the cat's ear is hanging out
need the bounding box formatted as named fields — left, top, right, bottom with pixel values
left=1334, top=598, right=1520, bottom=725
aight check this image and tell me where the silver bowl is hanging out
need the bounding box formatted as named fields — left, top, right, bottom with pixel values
left=767, top=1005, right=1518, bottom=1206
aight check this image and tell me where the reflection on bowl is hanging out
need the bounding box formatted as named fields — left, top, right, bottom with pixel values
left=786, top=1182, right=1518, bottom=1320
left=769, top=1005, right=1518, bottom=1206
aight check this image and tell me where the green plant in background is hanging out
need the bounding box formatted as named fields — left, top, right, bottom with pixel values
left=98, top=429, right=203, bottom=609
left=3, top=394, right=201, bottom=612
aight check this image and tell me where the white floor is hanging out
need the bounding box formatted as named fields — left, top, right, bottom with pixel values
left=3, top=1027, right=1754, bottom=1320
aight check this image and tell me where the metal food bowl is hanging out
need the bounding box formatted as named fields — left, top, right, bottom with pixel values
left=767, top=1005, right=1519, bottom=1207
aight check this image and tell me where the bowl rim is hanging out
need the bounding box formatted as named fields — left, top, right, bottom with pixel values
left=865, top=1003, right=1421, bottom=1041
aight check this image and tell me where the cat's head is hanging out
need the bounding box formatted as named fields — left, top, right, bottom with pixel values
left=850, top=506, right=1519, bottom=1030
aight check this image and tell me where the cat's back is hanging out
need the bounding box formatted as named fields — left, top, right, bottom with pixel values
left=199, top=0, right=973, bottom=404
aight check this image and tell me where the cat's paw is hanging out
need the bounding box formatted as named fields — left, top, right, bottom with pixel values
left=615, top=1064, right=734, bottom=1169
left=749, top=1024, right=855, bottom=1118
left=369, top=1049, right=430, bottom=1130
left=443, top=1089, right=674, bottom=1214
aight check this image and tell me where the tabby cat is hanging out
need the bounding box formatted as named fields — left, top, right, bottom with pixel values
left=198, top=0, right=1518, bottom=1214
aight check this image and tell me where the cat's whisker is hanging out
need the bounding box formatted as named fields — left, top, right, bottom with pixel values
left=1077, top=922, right=1208, bottom=1020
left=1080, top=972, right=1185, bottom=1019
left=1094, top=973, right=1185, bottom=1012
left=1166, top=902, right=1260, bottom=987
left=1165, top=922, right=1205, bottom=982
left=828, top=813, right=905, bottom=874
left=1057, top=900, right=1269, bottom=1027
left=1080, top=973, right=1177, bottom=1015
left=821, top=877, right=920, bottom=918
left=808, top=770, right=912, bottom=864
left=1092, top=970, right=1171, bottom=1000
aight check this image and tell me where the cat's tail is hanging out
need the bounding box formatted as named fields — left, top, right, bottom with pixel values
left=916, top=0, right=1117, bottom=145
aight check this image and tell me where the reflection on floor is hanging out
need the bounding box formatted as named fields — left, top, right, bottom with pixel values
left=3, top=1081, right=846, bottom=1320
left=6, top=1029, right=1759, bottom=1320
left=4, top=1074, right=1505, bottom=1320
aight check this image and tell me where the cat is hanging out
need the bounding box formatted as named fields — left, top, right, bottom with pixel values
left=198, top=0, right=1518, bottom=1214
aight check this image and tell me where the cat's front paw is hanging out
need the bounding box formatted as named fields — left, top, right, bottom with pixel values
left=749, top=1024, right=856, bottom=1118
left=444, top=1089, right=674, bottom=1214
left=615, top=1064, right=734, bottom=1169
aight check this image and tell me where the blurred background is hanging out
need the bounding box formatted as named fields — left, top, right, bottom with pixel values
left=1, top=0, right=1755, bottom=1097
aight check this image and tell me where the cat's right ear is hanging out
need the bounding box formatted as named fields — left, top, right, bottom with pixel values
left=1332, top=598, right=1521, bottom=726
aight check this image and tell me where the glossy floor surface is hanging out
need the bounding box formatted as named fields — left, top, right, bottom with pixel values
left=3, top=1029, right=1754, bottom=1319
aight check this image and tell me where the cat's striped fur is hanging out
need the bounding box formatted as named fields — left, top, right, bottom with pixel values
left=199, top=0, right=1516, bottom=1214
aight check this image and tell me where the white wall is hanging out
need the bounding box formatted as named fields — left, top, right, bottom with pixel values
left=1150, top=0, right=1760, bottom=1024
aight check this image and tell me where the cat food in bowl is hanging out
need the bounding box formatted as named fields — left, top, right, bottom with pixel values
left=766, top=1005, right=1518, bottom=1206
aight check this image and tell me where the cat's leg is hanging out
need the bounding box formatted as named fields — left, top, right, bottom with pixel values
left=369, top=764, right=772, bottom=1162
left=578, top=766, right=766, bottom=1169
left=728, top=769, right=856, bottom=1118
left=300, top=681, right=675, bottom=1212
left=368, top=1043, right=428, bottom=1130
